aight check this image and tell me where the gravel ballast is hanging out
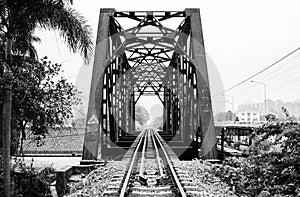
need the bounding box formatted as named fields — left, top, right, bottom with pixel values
left=65, top=159, right=237, bottom=197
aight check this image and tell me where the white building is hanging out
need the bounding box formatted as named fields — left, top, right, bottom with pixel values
left=236, top=107, right=261, bottom=122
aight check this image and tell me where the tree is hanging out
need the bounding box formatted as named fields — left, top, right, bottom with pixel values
left=212, top=109, right=300, bottom=196
left=0, top=1, right=93, bottom=196
left=135, top=104, right=150, bottom=126
left=0, top=0, right=92, bottom=61
left=150, top=116, right=163, bottom=130
left=225, top=111, right=234, bottom=121
left=265, top=113, right=276, bottom=122
left=11, top=56, right=80, bottom=155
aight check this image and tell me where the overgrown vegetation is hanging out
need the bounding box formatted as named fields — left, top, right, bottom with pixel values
left=135, top=104, right=150, bottom=127
left=0, top=157, right=56, bottom=197
left=212, top=110, right=300, bottom=196
left=0, top=1, right=93, bottom=196
left=10, top=56, right=81, bottom=155
left=150, top=115, right=163, bottom=130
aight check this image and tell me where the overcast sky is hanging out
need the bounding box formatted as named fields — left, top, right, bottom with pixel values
left=34, top=0, right=300, bottom=112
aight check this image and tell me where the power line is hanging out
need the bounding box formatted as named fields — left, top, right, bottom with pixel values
left=232, top=59, right=300, bottom=100
left=213, top=47, right=300, bottom=97
left=235, top=69, right=300, bottom=100
left=233, top=74, right=300, bottom=104
left=269, top=74, right=300, bottom=91
left=262, top=55, right=300, bottom=82
left=264, top=62, right=300, bottom=82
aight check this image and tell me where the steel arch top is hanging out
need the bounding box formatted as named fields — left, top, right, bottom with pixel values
left=104, top=10, right=199, bottom=101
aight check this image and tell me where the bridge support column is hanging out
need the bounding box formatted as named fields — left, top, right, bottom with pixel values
left=186, top=8, right=218, bottom=159
left=82, top=8, right=115, bottom=160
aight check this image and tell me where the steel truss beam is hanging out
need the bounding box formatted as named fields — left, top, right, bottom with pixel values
left=83, top=8, right=217, bottom=160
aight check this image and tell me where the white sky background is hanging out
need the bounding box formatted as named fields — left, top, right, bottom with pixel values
left=34, top=0, right=300, bottom=113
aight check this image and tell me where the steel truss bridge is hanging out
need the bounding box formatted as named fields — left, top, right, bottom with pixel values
left=82, top=8, right=218, bottom=161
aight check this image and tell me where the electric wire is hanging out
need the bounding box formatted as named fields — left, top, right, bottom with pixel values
left=262, top=56, right=300, bottom=82
left=213, top=47, right=300, bottom=96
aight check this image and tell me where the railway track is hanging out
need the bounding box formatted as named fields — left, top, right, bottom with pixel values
left=103, top=128, right=203, bottom=196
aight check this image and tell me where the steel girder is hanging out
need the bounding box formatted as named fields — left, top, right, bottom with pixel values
left=82, top=9, right=217, bottom=160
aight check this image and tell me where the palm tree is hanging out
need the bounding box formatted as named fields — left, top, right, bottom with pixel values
left=0, top=1, right=93, bottom=196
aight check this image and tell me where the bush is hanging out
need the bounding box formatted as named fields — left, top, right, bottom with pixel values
left=212, top=121, right=300, bottom=197
left=0, top=157, right=56, bottom=197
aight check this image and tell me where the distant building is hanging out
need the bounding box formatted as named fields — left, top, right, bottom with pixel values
left=295, top=100, right=300, bottom=119
left=284, top=100, right=300, bottom=120
left=214, top=111, right=236, bottom=122
left=275, top=99, right=285, bottom=120
left=238, top=99, right=300, bottom=121
left=236, top=107, right=261, bottom=122
left=237, top=99, right=275, bottom=115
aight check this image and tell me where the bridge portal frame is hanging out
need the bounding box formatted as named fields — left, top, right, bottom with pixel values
left=82, top=8, right=217, bottom=160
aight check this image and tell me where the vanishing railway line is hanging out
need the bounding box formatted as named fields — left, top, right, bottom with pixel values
left=103, top=129, right=203, bottom=197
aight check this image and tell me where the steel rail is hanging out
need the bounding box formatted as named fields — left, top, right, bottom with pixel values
left=119, top=129, right=147, bottom=197
left=150, top=129, right=164, bottom=177
left=139, top=129, right=148, bottom=177
left=152, top=130, right=187, bottom=197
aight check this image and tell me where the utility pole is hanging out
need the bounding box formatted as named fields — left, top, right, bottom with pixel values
left=251, top=80, right=267, bottom=119
left=223, top=94, right=234, bottom=112
left=2, top=67, right=13, bottom=197
left=2, top=30, right=13, bottom=197
left=223, top=94, right=234, bottom=121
